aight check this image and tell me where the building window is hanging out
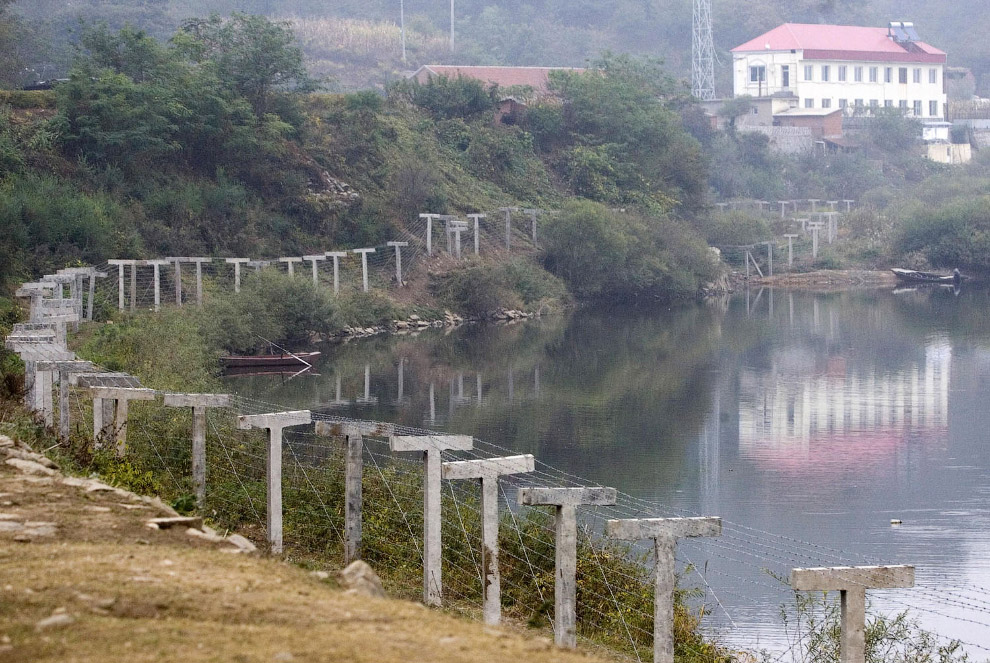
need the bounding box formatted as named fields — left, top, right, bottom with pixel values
left=839, top=99, right=848, bottom=109
left=899, top=100, right=908, bottom=108
left=838, top=65, right=847, bottom=82
left=930, top=100, right=939, bottom=116
left=884, top=100, right=894, bottom=107
left=869, top=67, right=879, bottom=83
left=913, top=68, right=921, bottom=84
left=913, top=100, right=922, bottom=115
left=899, top=67, right=908, bottom=84
left=782, top=65, right=790, bottom=87
left=804, top=98, right=814, bottom=108
left=870, top=99, right=879, bottom=107
left=929, top=69, right=938, bottom=84
left=821, top=65, right=830, bottom=82
left=804, top=65, right=814, bottom=81
left=750, top=66, right=766, bottom=83
left=822, top=98, right=831, bottom=108
left=854, top=66, right=863, bottom=82
left=885, top=67, right=893, bottom=83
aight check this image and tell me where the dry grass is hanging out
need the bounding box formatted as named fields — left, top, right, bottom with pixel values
left=0, top=457, right=611, bottom=663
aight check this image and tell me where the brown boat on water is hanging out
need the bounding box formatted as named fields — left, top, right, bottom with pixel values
left=220, top=351, right=321, bottom=369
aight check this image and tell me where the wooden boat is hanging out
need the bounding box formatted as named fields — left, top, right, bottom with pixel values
left=890, top=268, right=965, bottom=284
left=220, top=351, right=321, bottom=369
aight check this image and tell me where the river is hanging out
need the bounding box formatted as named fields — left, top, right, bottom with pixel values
left=223, top=286, right=990, bottom=655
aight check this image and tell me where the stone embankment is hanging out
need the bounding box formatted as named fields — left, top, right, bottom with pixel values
left=0, top=432, right=607, bottom=663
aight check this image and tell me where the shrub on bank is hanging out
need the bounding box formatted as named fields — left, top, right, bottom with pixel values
left=431, top=257, right=568, bottom=316
left=895, top=195, right=990, bottom=272
left=540, top=200, right=720, bottom=301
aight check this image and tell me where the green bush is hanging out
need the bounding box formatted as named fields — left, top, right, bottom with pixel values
left=895, top=196, right=990, bottom=271
left=431, top=258, right=523, bottom=316
left=701, top=211, right=771, bottom=247
left=541, top=200, right=720, bottom=301
left=398, top=75, right=497, bottom=120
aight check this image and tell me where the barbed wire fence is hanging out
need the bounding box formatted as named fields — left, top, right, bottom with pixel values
left=9, top=253, right=990, bottom=662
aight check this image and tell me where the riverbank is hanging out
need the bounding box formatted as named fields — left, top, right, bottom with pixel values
left=738, top=269, right=898, bottom=291
left=0, top=431, right=609, bottom=663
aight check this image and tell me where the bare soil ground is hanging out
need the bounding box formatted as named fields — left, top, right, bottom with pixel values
left=0, top=436, right=607, bottom=663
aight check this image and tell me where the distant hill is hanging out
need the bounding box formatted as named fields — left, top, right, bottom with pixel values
left=7, top=0, right=990, bottom=94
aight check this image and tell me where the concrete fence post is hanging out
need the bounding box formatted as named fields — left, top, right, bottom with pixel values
left=808, top=221, right=824, bottom=260
left=164, top=257, right=183, bottom=305
left=87, top=387, right=157, bottom=457
left=184, top=258, right=211, bottom=307
left=419, top=214, right=441, bottom=256
left=163, top=393, right=231, bottom=504
left=387, top=242, right=409, bottom=285
left=390, top=434, right=474, bottom=606
left=790, top=565, right=915, bottom=663
left=352, top=249, right=376, bottom=293
left=108, top=260, right=133, bottom=311
left=279, top=257, right=303, bottom=277
left=517, top=487, right=618, bottom=648
left=498, top=207, right=518, bottom=250
left=303, top=255, right=326, bottom=287
left=236, top=410, right=312, bottom=554
left=467, top=214, right=485, bottom=255
left=443, top=455, right=535, bottom=625
left=607, top=517, right=722, bottom=663
left=225, top=258, right=250, bottom=293
left=147, top=260, right=169, bottom=312
left=325, top=252, right=347, bottom=295
left=37, top=360, right=95, bottom=440
left=523, top=208, right=542, bottom=246
left=315, top=421, right=394, bottom=563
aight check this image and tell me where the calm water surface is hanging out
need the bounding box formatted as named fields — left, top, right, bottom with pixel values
left=225, top=287, right=990, bottom=653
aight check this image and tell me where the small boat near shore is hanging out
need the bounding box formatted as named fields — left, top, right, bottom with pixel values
left=220, top=351, right=321, bottom=369
left=891, top=268, right=965, bottom=285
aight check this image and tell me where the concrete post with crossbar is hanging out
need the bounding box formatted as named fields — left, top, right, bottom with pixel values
left=108, top=260, right=136, bottom=311
left=225, top=258, right=250, bottom=293
left=419, top=213, right=441, bottom=256
left=303, top=254, right=326, bottom=287
left=325, top=252, right=347, bottom=295
left=37, top=360, right=95, bottom=440
left=147, top=260, right=170, bottom=312
left=390, top=434, right=474, bottom=606
left=443, top=455, right=535, bottom=625
left=517, top=486, right=617, bottom=648
left=236, top=410, right=312, bottom=554
left=315, top=420, right=394, bottom=563
left=163, top=393, right=231, bottom=505
left=352, top=248, right=375, bottom=292
left=467, top=214, right=485, bottom=255
left=279, top=257, right=302, bottom=277
left=607, top=517, right=722, bottom=663
left=791, top=565, right=915, bottom=663
left=387, top=242, right=409, bottom=285
left=87, top=387, right=157, bottom=457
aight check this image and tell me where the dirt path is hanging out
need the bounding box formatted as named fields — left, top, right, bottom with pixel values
left=0, top=435, right=607, bottom=663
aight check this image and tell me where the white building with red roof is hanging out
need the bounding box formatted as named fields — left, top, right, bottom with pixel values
left=731, top=22, right=947, bottom=119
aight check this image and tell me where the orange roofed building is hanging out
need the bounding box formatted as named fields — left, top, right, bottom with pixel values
left=408, top=65, right=585, bottom=96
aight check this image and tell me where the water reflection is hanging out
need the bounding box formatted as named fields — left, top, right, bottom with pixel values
left=225, top=286, right=990, bottom=652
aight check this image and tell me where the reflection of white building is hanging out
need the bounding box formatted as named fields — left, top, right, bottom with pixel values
left=732, top=22, right=947, bottom=118
left=739, top=340, right=951, bottom=455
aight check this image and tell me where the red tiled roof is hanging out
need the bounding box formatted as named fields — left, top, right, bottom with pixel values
left=410, top=65, right=585, bottom=93
left=732, top=23, right=946, bottom=64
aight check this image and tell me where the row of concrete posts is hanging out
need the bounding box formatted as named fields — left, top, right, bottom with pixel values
left=7, top=273, right=914, bottom=663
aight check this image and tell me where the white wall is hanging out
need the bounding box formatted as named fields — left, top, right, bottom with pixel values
left=734, top=51, right=946, bottom=118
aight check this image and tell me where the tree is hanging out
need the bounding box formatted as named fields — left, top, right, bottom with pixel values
left=176, top=13, right=315, bottom=117
left=530, top=53, right=708, bottom=212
